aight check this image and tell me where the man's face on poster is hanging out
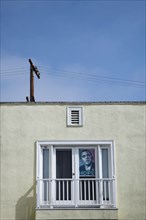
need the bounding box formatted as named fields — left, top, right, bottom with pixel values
left=81, top=151, right=92, bottom=165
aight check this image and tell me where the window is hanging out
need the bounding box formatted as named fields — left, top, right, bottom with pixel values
left=67, top=107, right=83, bottom=126
left=36, top=141, right=116, bottom=209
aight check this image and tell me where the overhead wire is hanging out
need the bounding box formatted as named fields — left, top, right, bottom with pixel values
left=1, top=67, right=27, bottom=71
left=42, top=71, right=144, bottom=89
left=38, top=66, right=145, bottom=85
left=1, top=66, right=145, bottom=88
left=38, top=66, right=145, bottom=88
left=1, top=65, right=145, bottom=84
left=0, top=73, right=26, bottom=76
left=0, top=67, right=28, bottom=76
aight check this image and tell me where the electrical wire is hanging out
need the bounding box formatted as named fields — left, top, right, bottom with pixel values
left=0, top=73, right=26, bottom=76
left=42, top=71, right=144, bottom=89
left=1, top=67, right=27, bottom=71
left=1, top=66, right=145, bottom=88
left=39, top=66, right=145, bottom=85
left=38, top=67, right=145, bottom=88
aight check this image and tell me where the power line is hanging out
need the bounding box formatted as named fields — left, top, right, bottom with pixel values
left=38, top=67, right=145, bottom=88
left=38, top=66, right=145, bottom=85
left=0, top=72, right=26, bottom=76
left=1, top=66, right=145, bottom=84
left=1, top=66, right=145, bottom=88
left=1, top=67, right=27, bottom=72
left=42, top=71, right=144, bottom=89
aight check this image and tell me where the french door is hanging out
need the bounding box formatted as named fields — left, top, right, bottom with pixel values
left=54, top=146, right=98, bottom=206
left=55, top=148, right=75, bottom=205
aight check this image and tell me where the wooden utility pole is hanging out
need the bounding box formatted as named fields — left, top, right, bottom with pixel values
left=26, top=59, right=40, bottom=102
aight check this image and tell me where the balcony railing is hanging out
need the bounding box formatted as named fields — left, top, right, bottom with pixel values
left=36, top=178, right=116, bottom=208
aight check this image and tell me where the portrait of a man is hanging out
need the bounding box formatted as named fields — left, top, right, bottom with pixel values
left=79, top=149, right=95, bottom=177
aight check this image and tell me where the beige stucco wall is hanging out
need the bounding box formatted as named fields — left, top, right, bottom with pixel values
left=0, top=102, right=146, bottom=220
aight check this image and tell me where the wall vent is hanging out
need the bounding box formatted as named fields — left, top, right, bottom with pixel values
left=71, top=110, right=80, bottom=125
left=67, top=107, right=83, bottom=126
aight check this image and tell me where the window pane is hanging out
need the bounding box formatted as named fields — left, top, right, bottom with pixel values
left=43, top=149, right=49, bottom=202
left=102, top=149, right=109, bottom=178
left=102, top=149, right=109, bottom=201
left=43, top=149, right=49, bottom=178
left=56, top=149, right=72, bottom=178
left=79, top=149, right=95, bottom=177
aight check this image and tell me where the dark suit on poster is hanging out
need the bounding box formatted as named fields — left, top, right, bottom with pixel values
left=80, top=162, right=95, bottom=177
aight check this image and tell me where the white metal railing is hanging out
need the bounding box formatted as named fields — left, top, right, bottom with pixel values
left=36, top=178, right=115, bottom=208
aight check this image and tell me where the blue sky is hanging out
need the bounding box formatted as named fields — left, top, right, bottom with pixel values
left=1, top=0, right=145, bottom=102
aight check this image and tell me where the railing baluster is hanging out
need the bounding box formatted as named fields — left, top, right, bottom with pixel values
left=80, top=180, right=82, bottom=200
left=100, top=179, right=103, bottom=205
left=37, top=180, right=40, bottom=208
left=58, top=181, right=60, bottom=201
left=46, top=181, right=49, bottom=204
left=92, top=180, right=94, bottom=201
left=43, top=180, right=45, bottom=204
left=84, top=180, right=86, bottom=201
left=104, top=181, right=106, bottom=202
left=63, top=180, right=64, bottom=202
left=96, top=180, right=98, bottom=203
left=108, top=180, right=111, bottom=204
left=88, top=180, right=90, bottom=200
left=67, top=180, right=68, bottom=200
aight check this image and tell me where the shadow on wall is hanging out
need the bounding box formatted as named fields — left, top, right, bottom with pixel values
left=15, top=144, right=36, bottom=220
left=15, top=185, right=36, bottom=220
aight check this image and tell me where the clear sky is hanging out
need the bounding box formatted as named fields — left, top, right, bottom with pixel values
left=1, top=0, right=145, bottom=102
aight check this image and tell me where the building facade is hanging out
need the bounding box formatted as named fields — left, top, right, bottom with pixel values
left=0, top=102, right=146, bottom=220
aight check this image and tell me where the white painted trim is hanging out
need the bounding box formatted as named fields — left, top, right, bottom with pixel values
left=112, top=141, right=116, bottom=207
left=36, top=141, right=39, bottom=179
left=36, top=141, right=40, bottom=208
left=67, top=107, right=83, bottom=126
left=37, top=140, right=114, bottom=146
left=100, top=145, right=111, bottom=178
left=98, top=145, right=103, bottom=205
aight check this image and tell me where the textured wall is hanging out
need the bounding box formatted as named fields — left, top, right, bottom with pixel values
left=0, top=103, right=145, bottom=220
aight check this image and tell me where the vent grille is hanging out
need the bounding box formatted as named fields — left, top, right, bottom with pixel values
left=71, top=110, right=80, bottom=125
left=67, top=107, right=83, bottom=126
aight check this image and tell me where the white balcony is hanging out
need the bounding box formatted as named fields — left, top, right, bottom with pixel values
left=36, top=178, right=116, bottom=209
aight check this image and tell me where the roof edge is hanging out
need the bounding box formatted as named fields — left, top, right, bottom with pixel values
left=0, top=101, right=146, bottom=105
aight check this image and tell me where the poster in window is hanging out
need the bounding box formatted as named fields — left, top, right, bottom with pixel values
left=79, top=149, right=95, bottom=177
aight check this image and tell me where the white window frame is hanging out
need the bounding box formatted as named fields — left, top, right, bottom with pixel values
left=67, top=107, right=83, bottom=126
left=36, top=140, right=116, bottom=208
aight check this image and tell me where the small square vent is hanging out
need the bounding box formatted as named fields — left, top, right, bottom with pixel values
left=71, top=110, right=80, bottom=125
left=67, top=107, right=83, bottom=126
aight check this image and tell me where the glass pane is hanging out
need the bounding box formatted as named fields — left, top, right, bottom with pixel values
left=43, top=149, right=49, bottom=202
left=79, top=149, right=95, bottom=177
left=56, top=149, right=72, bottom=178
left=43, top=149, right=49, bottom=178
left=102, top=149, right=109, bottom=178
left=102, top=149, right=109, bottom=200
left=56, top=149, right=72, bottom=201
